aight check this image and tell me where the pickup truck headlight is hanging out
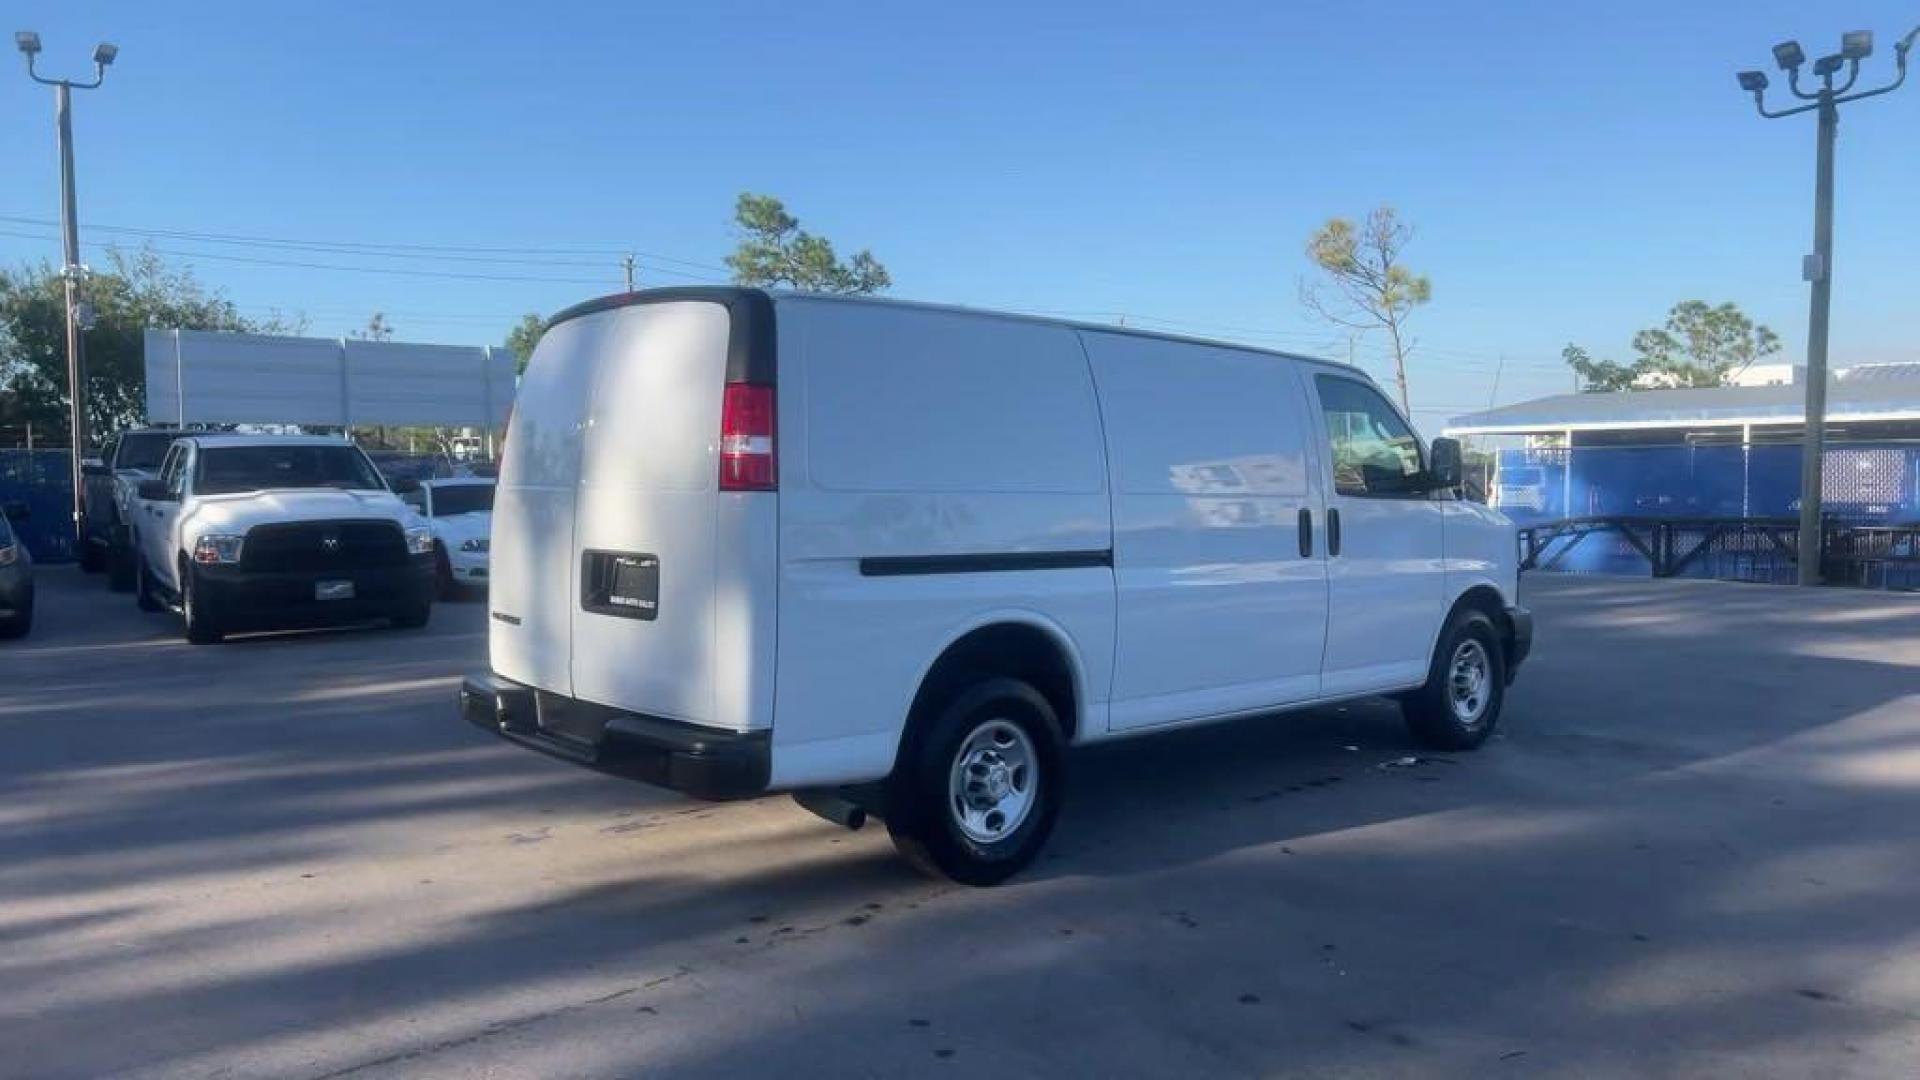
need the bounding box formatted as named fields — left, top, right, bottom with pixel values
left=459, top=537, right=489, bottom=553
left=191, top=534, right=245, bottom=565
left=405, top=525, right=435, bottom=556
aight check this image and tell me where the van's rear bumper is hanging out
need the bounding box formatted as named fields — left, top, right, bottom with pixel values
left=460, top=672, right=770, bottom=801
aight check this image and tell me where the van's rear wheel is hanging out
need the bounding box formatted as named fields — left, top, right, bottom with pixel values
left=1403, top=609, right=1506, bottom=751
left=886, top=677, right=1063, bottom=887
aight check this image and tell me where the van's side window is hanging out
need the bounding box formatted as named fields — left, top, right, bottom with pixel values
left=1314, top=375, right=1424, bottom=497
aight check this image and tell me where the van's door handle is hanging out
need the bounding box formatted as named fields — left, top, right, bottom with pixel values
left=1327, top=507, right=1342, bottom=557
left=1298, top=508, right=1313, bottom=558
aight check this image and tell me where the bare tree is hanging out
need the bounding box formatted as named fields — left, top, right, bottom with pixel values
left=352, top=311, right=395, bottom=342
left=1300, top=206, right=1431, bottom=416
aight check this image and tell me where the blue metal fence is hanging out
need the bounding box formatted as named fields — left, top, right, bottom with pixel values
left=1496, top=442, right=1920, bottom=525
left=0, top=450, right=78, bottom=561
left=1498, top=441, right=1920, bottom=589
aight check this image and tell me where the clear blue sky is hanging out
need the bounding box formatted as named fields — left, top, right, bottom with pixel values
left=4, top=0, right=1917, bottom=431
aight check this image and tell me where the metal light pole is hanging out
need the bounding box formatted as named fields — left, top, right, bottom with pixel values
left=14, top=30, right=117, bottom=549
left=1737, top=27, right=1916, bottom=586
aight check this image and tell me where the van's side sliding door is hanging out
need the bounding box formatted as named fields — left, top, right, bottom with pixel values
left=1084, top=332, right=1329, bottom=732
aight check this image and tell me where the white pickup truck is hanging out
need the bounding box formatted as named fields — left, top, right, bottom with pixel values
left=129, top=435, right=436, bottom=643
left=80, top=428, right=180, bottom=588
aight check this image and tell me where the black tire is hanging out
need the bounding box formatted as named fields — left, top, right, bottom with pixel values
left=135, top=551, right=166, bottom=613
left=107, top=537, right=137, bottom=593
left=1403, top=608, right=1506, bottom=751
left=885, top=676, right=1065, bottom=887
left=78, top=525, right=104, bottom=574
left=434, top=544, right=456, bottom=601
left=0, top=597, right=28, bottom=639
left=392, top=601, right=432, bottom=630
left=180, top=562, right=224, bottom=644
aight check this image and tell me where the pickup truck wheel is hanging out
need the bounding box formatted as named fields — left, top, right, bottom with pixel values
left=885, top=676, right=1064, bottom=887
left=0, top=593, right=29, bottom=639
left=1403, top=609, right=1505, bottom=751
left=107, top=536, right=137, bottom=593
left=134, top=552, right=166, bottom=613
left=180, top=563, right=225, bottom=644
left=434, top=544, right=456, bottom=600
left=77, top=522, right=104, bottom=574
left=392, top=601, right=431, bottom=630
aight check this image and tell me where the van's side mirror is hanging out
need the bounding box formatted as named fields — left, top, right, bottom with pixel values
left=1, top=500, right=27, bottom=522
left=1428, top=437, right=1463, bottom=493
left=388, top=477, right=421, bottom=495
left=138, top=479, right=174, bottom=502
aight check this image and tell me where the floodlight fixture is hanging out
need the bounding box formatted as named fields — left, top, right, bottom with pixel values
left=1773, top=40, right=1806, bottom=69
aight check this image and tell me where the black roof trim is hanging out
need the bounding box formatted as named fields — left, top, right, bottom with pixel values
left=545, top=287, right=776, bottom=385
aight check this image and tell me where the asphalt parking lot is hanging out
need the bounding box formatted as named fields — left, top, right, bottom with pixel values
left=3, top=569, right=1918, bottom=1079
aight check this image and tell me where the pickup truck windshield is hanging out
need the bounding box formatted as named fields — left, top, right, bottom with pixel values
left=197, top=445, right=387, bottom=495
left=117, top=432, right=178, bottom=470
left=431, top=485, right=494, bottom=516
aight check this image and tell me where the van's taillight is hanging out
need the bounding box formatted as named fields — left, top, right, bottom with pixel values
left=719, top=383, right=776, bottom=491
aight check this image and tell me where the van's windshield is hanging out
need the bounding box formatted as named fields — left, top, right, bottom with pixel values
left=196, top=445, right=387, bottom=495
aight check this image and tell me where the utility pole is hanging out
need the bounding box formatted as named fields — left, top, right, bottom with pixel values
left=1736, top=26, right=1916, bottom=586
left=623, top=253, right=636, bottom=292
left=15, top=30, right=117, bottom=550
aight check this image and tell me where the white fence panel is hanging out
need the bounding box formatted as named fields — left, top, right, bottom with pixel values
left=145, top=329, right=515, bottom=428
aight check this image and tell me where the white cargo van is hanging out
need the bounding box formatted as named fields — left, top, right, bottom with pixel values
left=462, top=288, right=1531, bottom=885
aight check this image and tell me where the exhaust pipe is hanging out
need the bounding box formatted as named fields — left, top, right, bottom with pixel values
left=793, top=790, right=867, bottom=831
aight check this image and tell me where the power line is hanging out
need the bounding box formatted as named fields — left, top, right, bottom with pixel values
left=0, top=213, right=735, bottom=279
left=0, top=227, right=725, bottom=286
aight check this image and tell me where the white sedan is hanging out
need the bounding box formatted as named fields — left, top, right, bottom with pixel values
left=405, top=478, right=495, bottom=598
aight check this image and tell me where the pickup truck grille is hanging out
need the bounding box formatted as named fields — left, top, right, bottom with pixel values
left=242, top=520, right=408, bottom=573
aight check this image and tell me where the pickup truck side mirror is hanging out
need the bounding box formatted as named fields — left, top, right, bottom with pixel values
left=137, top=479, right=175, bottom=502
left=1, top=500, right=27, bottom=522
left=1428, top=437, right=1463, bottom=493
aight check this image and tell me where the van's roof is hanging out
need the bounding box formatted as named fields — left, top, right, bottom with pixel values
left=548, top=287, right=1369, bottom=380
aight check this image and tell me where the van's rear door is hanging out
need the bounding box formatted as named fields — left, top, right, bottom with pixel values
left=489, top=314, right=605, bottom=697
left=566, top=300, right=738, bottom=728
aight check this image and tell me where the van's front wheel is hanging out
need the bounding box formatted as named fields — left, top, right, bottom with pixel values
left=1403, top=609, right=1506, bottom=751
left=886, top=677, right=1064, bottom=887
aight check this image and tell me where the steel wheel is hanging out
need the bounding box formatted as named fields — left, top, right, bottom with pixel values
left=947, top=717, right=1039, bottom=845
left=1448, top=638, right=1491, bottom=725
